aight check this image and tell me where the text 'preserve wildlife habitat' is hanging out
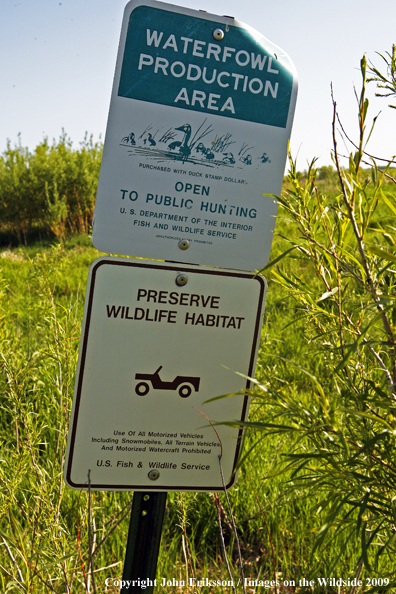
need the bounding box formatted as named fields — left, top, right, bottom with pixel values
left=106, top=287, right=246, bottom=329
left=118, top=5, right=293, bottom=126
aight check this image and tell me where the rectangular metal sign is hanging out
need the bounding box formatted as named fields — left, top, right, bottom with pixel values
left=92, top=0, right=297, bottom=271
left=64, top=257, right=266, bottom=491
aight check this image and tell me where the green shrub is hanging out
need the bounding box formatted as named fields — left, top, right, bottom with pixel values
left=0, top=133, right=102, bottom=244
left=248, top=56, right=396, bottom=586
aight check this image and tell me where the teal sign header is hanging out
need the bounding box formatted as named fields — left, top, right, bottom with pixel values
left=118, top=6, right=293, bottom=127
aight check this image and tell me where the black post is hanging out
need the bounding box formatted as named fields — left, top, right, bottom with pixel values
left=121, top=492, right=167, bottom=594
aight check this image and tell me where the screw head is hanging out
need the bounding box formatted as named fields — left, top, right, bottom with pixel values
left=148, top=469, right=160, bottom=481
left=178, top=239, right=190, bottom=250
left=213, top=28, right=224, bottom=41
left=176, top=274, right=188, bottom=286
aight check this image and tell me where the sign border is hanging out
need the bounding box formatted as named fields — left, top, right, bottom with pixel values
left=91, top=0, right=298, bottom=272
left=65, top=257, right=266, bottom=491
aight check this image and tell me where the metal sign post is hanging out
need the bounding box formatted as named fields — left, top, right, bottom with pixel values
left=64, top=256, right=266, bottom=588
left=63, top=0, right=297, bottom=587
left=121, top=492, right=167, bottom=594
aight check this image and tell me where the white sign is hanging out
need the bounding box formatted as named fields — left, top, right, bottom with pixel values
left=92, top=0, right=297, bottom=271
left=64, top=257, right=266, bottom=491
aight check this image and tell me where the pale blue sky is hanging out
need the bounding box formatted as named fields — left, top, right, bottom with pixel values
left=1, top=0, right=395, bottom=169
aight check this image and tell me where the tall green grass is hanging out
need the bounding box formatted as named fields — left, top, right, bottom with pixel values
left=2, top=222, right=394, bottom=593
left=1, top=52, right=396, bottom=592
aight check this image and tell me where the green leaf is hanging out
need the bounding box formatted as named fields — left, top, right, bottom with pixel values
left=278, top=357, right=326, bottom=400
left=317, top=287, right=339, bottom=302
left=368, top=244, right=396, bottom=263
left=356, top=491, right=370, bottom=535
left=258, top=245, right=298, bottom=273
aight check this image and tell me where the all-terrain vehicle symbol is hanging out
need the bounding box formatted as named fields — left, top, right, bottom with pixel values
left=134, top=366, right=200, bottom=398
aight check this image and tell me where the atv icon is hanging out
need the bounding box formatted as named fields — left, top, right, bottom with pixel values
left=134, top=366, right=200, bottom=398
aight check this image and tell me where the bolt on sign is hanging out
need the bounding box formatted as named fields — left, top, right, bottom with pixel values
left=92, top=0, right=297, bottom=271
left=64, top=258, right=267, bottom=491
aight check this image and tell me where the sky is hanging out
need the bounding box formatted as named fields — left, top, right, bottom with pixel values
left=1, top=0, right=395, bottom=170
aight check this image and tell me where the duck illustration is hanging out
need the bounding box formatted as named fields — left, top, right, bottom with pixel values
left=168, top=140, right=180, bottom=151
left=147, top=133, right=156, bottom=146
left=223, top=152, right=235, bottom=165
left=261, top=152, right=270, bottom=163
left=168, top=124, right=192, bottom=160
left=241, top=154, right=252, bottom=165
left=195, top=142, right=215, bottom=160
left=121, top=132, right=136, bottom=145
left=195, top=142, right=207, bottom=154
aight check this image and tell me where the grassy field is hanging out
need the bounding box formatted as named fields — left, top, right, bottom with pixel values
left=1, top=157, right=395, bottom=593
left=2, top=47, right=396, bottom=592
left=0, top=229, right=319, bottom=593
